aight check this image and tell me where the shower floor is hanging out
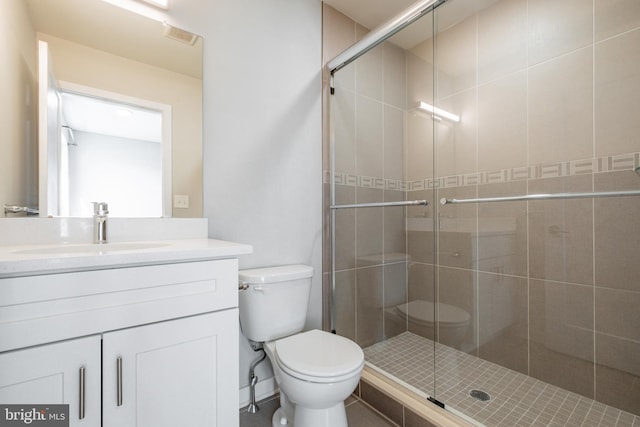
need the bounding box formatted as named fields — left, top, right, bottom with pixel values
left=364, top=332, right=639, bottom=427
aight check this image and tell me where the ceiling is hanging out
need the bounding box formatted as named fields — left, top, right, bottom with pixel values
left=323, top=0, right=500, bottom=51
left=25, top=0, right=202, bottom=79
left=323, top=0, right=418, bottom=31
left=25, top=0, right=194, bottom=142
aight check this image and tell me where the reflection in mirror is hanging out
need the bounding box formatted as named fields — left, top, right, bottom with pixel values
left=1, top=0, right=203, bottom=218
left=59, top=87, right=167, bottom=218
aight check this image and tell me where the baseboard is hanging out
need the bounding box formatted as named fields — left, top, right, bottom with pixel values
left=239, top=376, right=279, bottom=409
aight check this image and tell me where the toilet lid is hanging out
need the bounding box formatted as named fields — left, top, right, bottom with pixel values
left=396, top=300, right=470, bottom=326
left=275, top=330, right=364, bottom=381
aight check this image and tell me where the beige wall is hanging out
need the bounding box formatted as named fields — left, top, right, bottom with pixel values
left=324, top=0, right=640, bottom=416
left=0, top=0, right=38, bottom=215
left=34, top=33, right=203, bottom=218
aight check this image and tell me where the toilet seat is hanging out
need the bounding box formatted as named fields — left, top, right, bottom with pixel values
left=396, top=300, right=470, bottom=327
left=273, top=330, right=364, bottom=384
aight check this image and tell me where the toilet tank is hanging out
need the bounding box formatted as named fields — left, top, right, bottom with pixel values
left=238, top=264, right=313, bottom=342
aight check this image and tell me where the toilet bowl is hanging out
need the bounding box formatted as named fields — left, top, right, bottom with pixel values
left=395, top=299, right=470, bottom=348
left=238, top=265, right=364, bottom=427
left=265, top=329, right=363, bottom=427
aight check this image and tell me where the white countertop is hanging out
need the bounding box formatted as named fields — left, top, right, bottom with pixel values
left=0, top=238, right=253, bottom=278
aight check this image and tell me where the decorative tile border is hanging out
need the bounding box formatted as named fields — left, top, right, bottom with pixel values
left=326, top=152, right=640, bottom=191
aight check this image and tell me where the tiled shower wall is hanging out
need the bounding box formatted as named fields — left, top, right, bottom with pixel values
left=322, top=0, right=640, bottom=417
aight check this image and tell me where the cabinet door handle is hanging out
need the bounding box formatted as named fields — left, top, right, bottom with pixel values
left=79, top=366, right=85, bottom=420
left=117, top=357, right=123, bottom=406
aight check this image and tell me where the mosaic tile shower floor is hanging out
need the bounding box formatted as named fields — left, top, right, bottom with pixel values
left=364, top=332, right=640, bottom=427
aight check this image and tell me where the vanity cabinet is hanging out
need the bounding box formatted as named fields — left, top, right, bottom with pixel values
left=102, top=310, right=237, bottom=427
left=0, top=255, right=244, bottom=427
left=0, top=336, right=102, bottom=427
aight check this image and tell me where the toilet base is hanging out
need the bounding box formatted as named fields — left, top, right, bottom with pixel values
left=271, top=402, right=347, bottom=427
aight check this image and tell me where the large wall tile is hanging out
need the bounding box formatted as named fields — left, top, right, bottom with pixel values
left=356, top=266, right=384, bottom=347
left=438, top=266, right=476, bottom=352
left=323, top=4, right=356, bottom=86
left=384, top=260, right=409, bottom=339
left=595, top=28, right=640, bottom=157
left=356, top=187, right=384, bottom=263
left=407, top=190, right=436, bottom=265
left=408, top=262, right=436, bottom=304
left=355, top=95, right=383, bottom=177
left=596, top=356, right=640, bottom=415
left=477, top=0, right=527, bottom=83
left=595, top=287, right=640, bottom=343
left=478, top=272, right=528, bottom=374
left=356, top=43, right=383, bottom=101
left=434, top=13, right=477, bottom=99
left=406, top=113, right=434, bottom=182
left=383, top=105, right=405, bottom=181
left=478, top=71, right=527, bottom=172
left=528, top=0, right=593, bottom=65
left=529, top=279, right=595, bottom=397
left=528, top=175, right=594, bottom=285
left=477, top=181, right=527, bottom=277
left=383, top=42, right=406, bottom=109
left=333, top=87, right=356, bottom=174
left=435, top=88, right=477, bottom=177
left=595, top=0, right=640, bottom=42
left=334, top=184, right=356, bottom=271
left=407, top=262, right=437, bottom=343
left=437, top=185, right=477, bottom=270
left=594, top=171, right=640, bottom=291
left=335, top=269, right=356, bottom=341
left=383, top=190, right=407, bottom=255
left=406, top=50, right=434, bottom=110
left=528, top=47, right=593, bottom=164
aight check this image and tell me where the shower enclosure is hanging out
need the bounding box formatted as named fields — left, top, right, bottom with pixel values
left=323, top=0, right=640, bottom=425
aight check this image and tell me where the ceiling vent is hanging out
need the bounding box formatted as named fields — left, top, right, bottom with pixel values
left=163, top=23, right=199, bottom=46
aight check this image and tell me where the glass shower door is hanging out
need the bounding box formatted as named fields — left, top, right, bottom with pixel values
left=327, top=3, right=439, bottom=403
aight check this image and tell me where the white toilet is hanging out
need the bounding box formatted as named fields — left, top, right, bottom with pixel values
left=238, top=265, right=364, bottom=427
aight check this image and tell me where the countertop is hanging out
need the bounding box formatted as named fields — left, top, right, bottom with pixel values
left=0, top=238, right=253, bottom=278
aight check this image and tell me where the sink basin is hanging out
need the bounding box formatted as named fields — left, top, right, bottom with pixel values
left=11, top=242, right=170, bottom=255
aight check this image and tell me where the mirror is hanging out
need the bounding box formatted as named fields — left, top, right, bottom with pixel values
left=1, top=0, right=203, bottom=218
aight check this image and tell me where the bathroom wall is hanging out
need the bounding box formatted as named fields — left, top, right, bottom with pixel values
left=0, top=0, right=38, bottom=213
left=197, top=0, right=322, bottom=403
left=325, top=0, right=640, bottom=416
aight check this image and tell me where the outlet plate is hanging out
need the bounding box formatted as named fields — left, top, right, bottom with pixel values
left=173, top=195, right=189, bottom=209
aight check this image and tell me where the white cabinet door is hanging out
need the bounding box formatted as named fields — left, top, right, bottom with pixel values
left=102, top=310, right=239, bottom=427
left=0, top=335, right=101, bottom=427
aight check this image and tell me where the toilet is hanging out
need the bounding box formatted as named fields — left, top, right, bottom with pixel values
left=238, top=265, right=364, bottom=427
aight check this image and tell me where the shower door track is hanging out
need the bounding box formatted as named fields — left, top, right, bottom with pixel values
left=326, top=0, right=448, bottom=74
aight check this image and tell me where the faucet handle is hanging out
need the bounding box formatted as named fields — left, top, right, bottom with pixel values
left=92, top=202, right=109, bottom=215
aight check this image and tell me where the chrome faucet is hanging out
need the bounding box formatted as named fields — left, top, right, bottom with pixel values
left=92, top=202, right=109, bottom=244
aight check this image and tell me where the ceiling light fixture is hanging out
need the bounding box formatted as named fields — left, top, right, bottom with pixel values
left=138, top=0, right=169, bottom=10
left=415, top=101, right=460, bottom=123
